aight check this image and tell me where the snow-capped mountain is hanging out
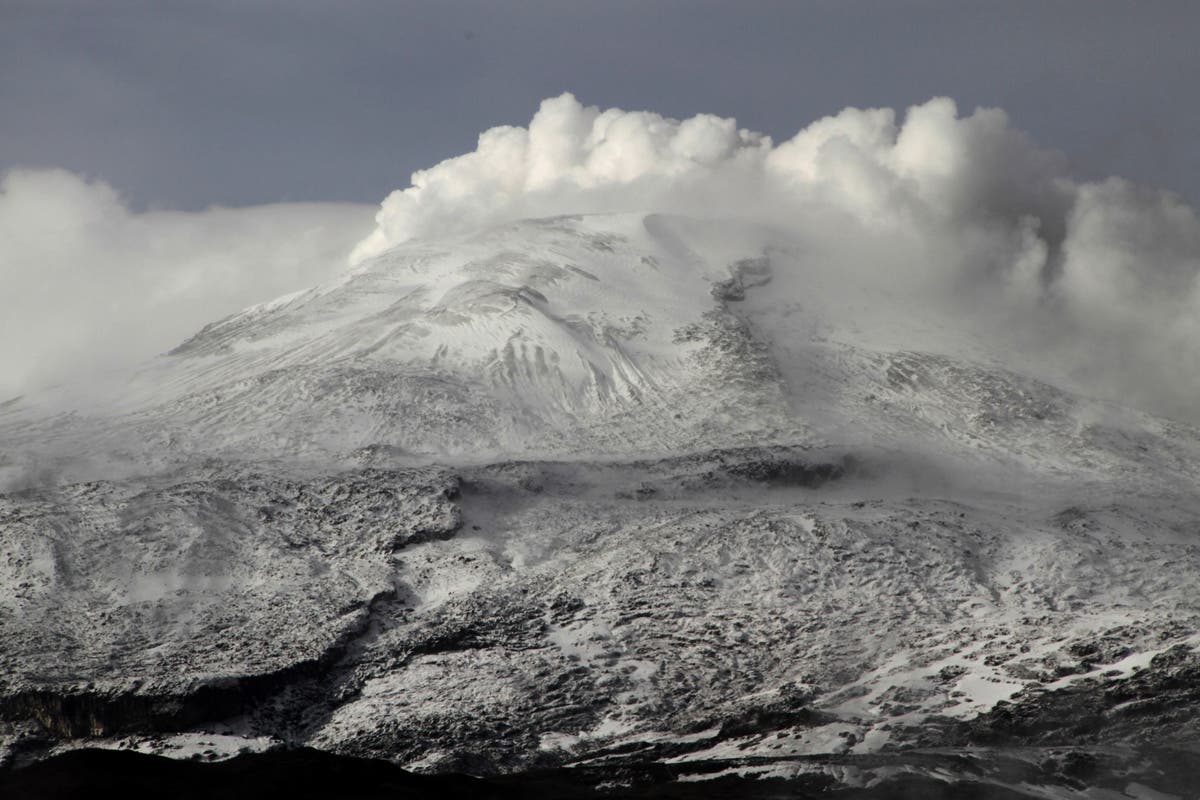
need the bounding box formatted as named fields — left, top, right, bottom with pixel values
left=3, top=213, right=1200, bottom=796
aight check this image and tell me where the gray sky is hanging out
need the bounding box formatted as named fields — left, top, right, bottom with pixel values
left=2, top=0, right=1199, bottom=210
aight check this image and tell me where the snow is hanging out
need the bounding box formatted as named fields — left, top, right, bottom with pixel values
left=43, top=732, right=280, bottom=762
left=3, top=212, right=1200, bottom=795
left=1122, top=782, right=1184, bottom=800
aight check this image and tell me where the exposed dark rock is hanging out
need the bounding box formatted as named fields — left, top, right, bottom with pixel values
left=933, top=643, right=1200, bottom=747
left=0, top=587, right=400, bottom=738
left=7, top=745, right=1200, bottom=800
left=724, top=457, right=844, bottom=487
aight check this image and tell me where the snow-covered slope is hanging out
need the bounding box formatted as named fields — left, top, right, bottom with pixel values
left=3, top=213, right=1200, bottom=795
left=1, top=214, right=807, bottom=468
left=6, top=213, right=1198, bottom=482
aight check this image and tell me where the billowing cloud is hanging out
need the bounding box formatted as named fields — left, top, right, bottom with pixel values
left=0, top=169, right=373, bottom=399
left=353, top=93, right=1200, bottom=421
left=350, top=94, right=1071, bottom=261
left=6, top=95, right=1200, bottom=422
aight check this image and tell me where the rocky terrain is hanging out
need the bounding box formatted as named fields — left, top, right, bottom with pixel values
left=2, top=213, right=1199, bottom=796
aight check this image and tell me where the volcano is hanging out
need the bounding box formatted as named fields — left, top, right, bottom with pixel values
left=3, top=211, right=1200, bottom=796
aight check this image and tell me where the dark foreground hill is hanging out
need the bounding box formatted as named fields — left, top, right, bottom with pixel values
left=12, top=745, right=1200, bottom=800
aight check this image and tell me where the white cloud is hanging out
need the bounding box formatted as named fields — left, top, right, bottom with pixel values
left=351, top=93, right=1200, bottom=421
left=6, top=95, right=1200, bottom=422
left=350, top=94, right=1072, bottom=260
left=0, top=168, right=373, bottom=399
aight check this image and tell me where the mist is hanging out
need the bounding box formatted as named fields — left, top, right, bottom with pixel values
left=0, top=168, right=373, bottom=400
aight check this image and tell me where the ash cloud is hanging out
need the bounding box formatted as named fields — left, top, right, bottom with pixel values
left=0, top=169, right=374, bottom=400
left=353, top=94, right=1200, bottom=422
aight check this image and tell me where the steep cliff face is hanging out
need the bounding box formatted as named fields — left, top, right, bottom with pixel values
left=3, top=214, right=1200, bottom=795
